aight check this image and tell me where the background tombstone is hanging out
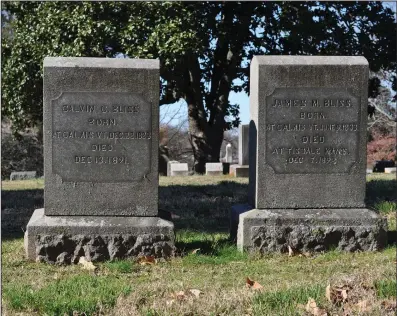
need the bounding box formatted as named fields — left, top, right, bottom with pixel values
left=230, top=125, right=249, bottom=177
left=24, top=57, right=175, bottom=264
left=233, top=56, right=387, bottom=251
left=10, top=171, right=37, bottom=181
left=168, top=162, right=189, bottom=176
left=205, top=162, right=223, bottom=175
left=167, top=160, right=179, bottom=176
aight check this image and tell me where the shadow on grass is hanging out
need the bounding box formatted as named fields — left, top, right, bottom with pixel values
left=175, top=237, right=232, bottom=256
left=366, top=179, right=397, bottom=207
left=2, top=179, right=396, bottom=246
left=2, top=189, right=43, bottom=240
left=159, top=181, right=248, bottom=233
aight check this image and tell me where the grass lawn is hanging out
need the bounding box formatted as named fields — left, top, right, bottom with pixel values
left=2, top=175, right=396, bottom=315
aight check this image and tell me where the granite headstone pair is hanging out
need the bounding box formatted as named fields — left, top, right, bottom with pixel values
left=25, top=56, right=387, bottom=263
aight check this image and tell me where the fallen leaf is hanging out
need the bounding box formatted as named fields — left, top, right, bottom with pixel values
left=355, top=300, right=369, bottom=313
left=325, top=284, right=331, bottom=302
left=78, top=257, right=96, bottom=271
left=138, top=255, right=156, bottom=265
left=171, top=213, right=181, bottom=219
left=246, top=277, right=263, bottom=290
left=166, top=299, right=175, bottom=306
left=325, top=284, right=350, bottom=305
left=189, top=289, right=202, bottom=298
left=305, top=298, right=328, bottom=316
left=381, top=299, right=396, bottom=311
left=341, top=289, right=348, bottom=302
left=175, top=291, right=187, bottom=300
left=191, top=248, right=200, bottom=255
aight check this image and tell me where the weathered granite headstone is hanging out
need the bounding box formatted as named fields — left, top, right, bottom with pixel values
left=169, top=163, right=189, bottom=176
left=24, top=57, right=175, bottom=264
left=205, top=162, right=223, bottom=175
left=233, top=56, right=387, bottom=251
left=230, top=125, right=249, bottom=177
left=10, top=171, right=37, bottom=181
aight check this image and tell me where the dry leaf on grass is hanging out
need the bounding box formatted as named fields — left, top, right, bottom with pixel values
left=78, top=257, right=96, bottom=271
left=189, top=289, right=202, bottom=298
left=325, top=284, right=350, bottom=305
left=171, top=289, right=203, bottom=301
left=305, top=298, right=328, bottom=316
left=381, top=299, right=397, bottom=312
left=246, top=277, right=263, bottom=290
left=191, top=249, right=201, bottom=254
left=137, top=255, right=156, bottom=265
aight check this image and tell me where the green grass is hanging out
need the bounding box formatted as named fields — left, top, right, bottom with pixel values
left=2, top=175, right=396, bottom=315
left=253, top=284, right=325, bottom=316
left=3, top=275, right=132, bottom=315
left=374, top=279, right=397, bottom=299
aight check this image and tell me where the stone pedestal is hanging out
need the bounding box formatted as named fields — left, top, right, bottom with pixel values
left=235, top=206, right=387, bottom=253
left=230, top=165, right=249, bottom=178
left=25, top=209, right=175, bottom=264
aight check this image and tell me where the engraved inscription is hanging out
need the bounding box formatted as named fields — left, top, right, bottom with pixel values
left=265, top=88, right=360, bottom=174
left=52, top=92, right=152, bottom=182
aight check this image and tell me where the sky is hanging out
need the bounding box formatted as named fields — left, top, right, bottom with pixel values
left=161, top=2, right=397, bottom=127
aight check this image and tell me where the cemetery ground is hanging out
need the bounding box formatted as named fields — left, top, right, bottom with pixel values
left=2, top=175, right=396, bottom=316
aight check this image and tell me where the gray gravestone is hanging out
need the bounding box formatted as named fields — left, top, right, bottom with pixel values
left=233, top=56, right=386, bottom=251
left=205, top=162, right=223, bottom=175
left=167, top=160, right=179, bottom=176
left=10, top=171, right=37, bottom=181
left=238, top=125, right=249, bottom=165
left=230, top=125, right=249, bottom=177
left=169, top=163, right=189, bottom=176
left=24, top=57, right=175, bottom=263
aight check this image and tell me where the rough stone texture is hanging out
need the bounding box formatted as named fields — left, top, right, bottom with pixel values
left=168, top=163, right=189, bottom=176
left=237, top=208, right=387, bottom=253
left=248, top=56, right=369, bottom=209
left=384, top=167, right=396, bottom=174
left=10, top=171, right=37, bottom=181
left=238, top=125, right=249, bottom=165
left=206, top=162, right=223, bottom=175
left=25, top=209, right=175, bottom=263
left=43, top=57, right=159, bottom=216
left=230, top=165, right=249, bottom=178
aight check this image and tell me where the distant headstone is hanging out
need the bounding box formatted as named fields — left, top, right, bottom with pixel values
left=225, top=143, right=233, bottom=163
left=238, top=125, right=249, bottom=165
left=167, top=160, right=179, bottom=176
left=230, top=125, right=249, bottom=177
left=206, top=162, right=223, bottom=175
left=233, top=56, right=386, bottom=252
left=385, top=167, right=396, bottom=174
left=372, top=160, right=395, bottom=173
left=169, top=163, right=189, bottom=176
left=10, top=171, right=37, bottom=181
left=25, top=57, right=175, bottom=264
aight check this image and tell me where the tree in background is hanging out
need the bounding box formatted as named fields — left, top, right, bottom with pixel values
left=2, top=1, right=396, bottom=172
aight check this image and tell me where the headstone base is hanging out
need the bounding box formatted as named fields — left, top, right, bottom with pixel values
left=24, top=209, right=175, bottom=264
left=229, top=165, right=249, bottom=177
left=234, top=206, right=387, bottom=253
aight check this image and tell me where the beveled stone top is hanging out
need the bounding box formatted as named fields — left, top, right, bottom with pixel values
left=252, top=55, right=368, bottom=65
left=44, top=57, right=159, bottom=69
